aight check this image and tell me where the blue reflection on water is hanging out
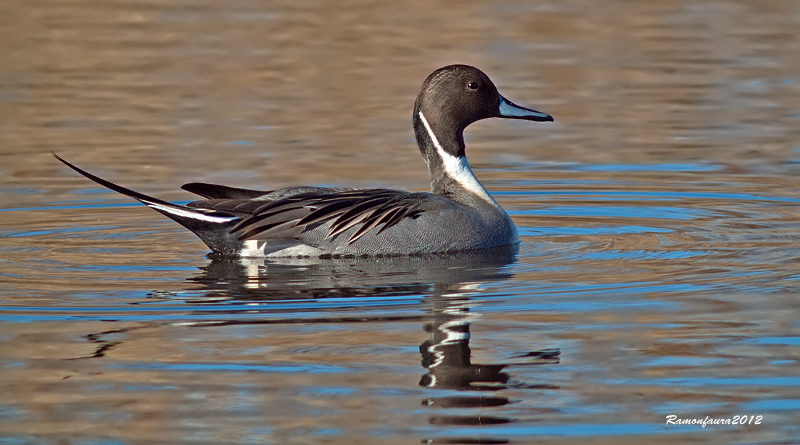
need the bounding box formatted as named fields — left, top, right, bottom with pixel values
left=419, top=422, right=704, bottom=438
left=635, top=356, right=730, bottom=368
left=2, top=226, right=118, bottom=238
left=498, top=188, right=800, bottom=204
left=576, top=164, right=721, bottom=172
left=741, top=399, right=800, bottom=411
left=488, top=162, right=721, bottom=173
left=608, top=377, right=800, bottom=387
left=575, top=250, right=704, bottom=260
left=519, top=226, right=672, bottom=236
left=514, top=206, right=712, bottom=220
left=744, top=337, right=800, bottom=345
left=299, top=387, right=358, bottom=396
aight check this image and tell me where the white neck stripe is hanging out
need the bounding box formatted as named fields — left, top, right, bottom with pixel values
left=417, top=111, right=498, bottom=206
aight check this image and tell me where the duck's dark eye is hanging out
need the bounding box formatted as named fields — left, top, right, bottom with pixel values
left=467, top=81, right=479, bottom=90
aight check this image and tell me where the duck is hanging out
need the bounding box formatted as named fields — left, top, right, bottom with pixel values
left=55, top=65, right=553, bottom=257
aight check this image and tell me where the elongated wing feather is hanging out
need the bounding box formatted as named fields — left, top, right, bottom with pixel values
left=324, top=206, right=381, bottom=239
left=230, top=189, right=433, bottom=243
left=235, top=206, right=312, bottom=241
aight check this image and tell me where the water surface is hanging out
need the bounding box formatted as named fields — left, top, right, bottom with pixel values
left=1, top=1, right=800, bottom=443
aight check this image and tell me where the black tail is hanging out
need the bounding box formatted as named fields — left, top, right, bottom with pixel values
left=54, top=153, right=240, bottom=253
left=55, top=153, right=183, bottom=209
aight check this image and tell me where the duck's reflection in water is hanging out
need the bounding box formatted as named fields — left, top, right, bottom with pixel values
left=186, top=245, right=560, bottom=437
left=419, top=282, right=560, bottom=435
left=420, top=290, right=509, bottom=391
left=192, top=245, right=519, bottom=302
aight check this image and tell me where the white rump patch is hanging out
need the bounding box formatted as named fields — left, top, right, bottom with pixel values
left=147, top=203, right=237, bottom=223
left=417, top=111, right=499, bottom=207
left=241, top=240, right=268, bottom=257
left=240, top=239, right=325, bottom=258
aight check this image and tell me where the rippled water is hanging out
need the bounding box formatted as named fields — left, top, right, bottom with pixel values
left=2, top=1, right=800, bottom=443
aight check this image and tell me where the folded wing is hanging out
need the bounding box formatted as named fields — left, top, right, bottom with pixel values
left=188, top=189, right=432, bottom=244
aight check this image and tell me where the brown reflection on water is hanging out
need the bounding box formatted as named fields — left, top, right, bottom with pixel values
left=2, top=1, right=799, bottom=194
left=2, top=0, right=800, bottom=443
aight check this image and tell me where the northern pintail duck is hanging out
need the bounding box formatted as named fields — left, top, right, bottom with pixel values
left=55, top=65, right=553, bottom=257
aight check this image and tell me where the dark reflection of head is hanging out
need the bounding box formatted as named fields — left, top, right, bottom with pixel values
left=418, top=280, right=560, bottom=420
left=419, top=287, right=509, bottom=391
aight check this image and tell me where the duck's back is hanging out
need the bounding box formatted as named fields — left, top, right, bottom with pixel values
left=183, top=185, right=517, bottom=257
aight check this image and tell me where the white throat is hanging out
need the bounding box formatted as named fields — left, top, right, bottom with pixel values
left=417, top=110, right=499, bottom=207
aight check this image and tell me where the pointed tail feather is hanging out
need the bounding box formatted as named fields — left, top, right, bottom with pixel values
left=53, top=153, right=237, bottom=225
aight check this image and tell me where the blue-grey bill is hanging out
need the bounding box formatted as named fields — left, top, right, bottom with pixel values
left=498, top=95, right=553, bottom=122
